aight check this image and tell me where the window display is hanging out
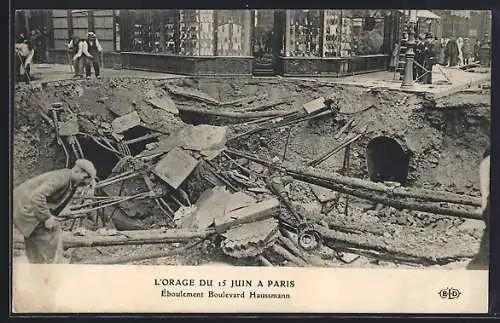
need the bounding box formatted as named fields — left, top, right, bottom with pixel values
left=323, top=10, right=342, bottom=57
left=216, top=10, right=251, bottom=56
left=286, top=10, right=322, bottom=57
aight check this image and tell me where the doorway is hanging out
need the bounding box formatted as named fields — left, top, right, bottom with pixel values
left=252, top=10, right=282, bottom=76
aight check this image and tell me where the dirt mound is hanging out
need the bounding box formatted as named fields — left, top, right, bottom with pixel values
left=13, top=77, right=490, bottom=267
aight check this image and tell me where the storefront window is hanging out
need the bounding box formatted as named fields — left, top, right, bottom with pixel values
left=286, top=10, right=322, bottom=57
left=323, top=10, right=342, bottom=57
left=179, top=10, right=214, bottom=56
left=322, top=10, right=387, bottom=57
left=215, top=10, right=251, bottom=56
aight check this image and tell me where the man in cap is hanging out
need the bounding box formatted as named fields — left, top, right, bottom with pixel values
left=85, top=31, right=103, bottom=78
left=13, top=159, right=97, bottom=264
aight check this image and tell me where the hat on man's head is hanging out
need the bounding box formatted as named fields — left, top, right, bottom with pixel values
left=75, top=159, right=97, bottom=179
left=425, top=33, right=433, bottom=39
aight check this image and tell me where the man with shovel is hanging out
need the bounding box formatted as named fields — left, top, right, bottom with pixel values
left=15, top=35, right=34, bottom=83
left=13, top=159, right=97, bottom=264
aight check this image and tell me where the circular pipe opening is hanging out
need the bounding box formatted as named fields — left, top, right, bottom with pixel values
left=366, top=136, right=409, bottom=184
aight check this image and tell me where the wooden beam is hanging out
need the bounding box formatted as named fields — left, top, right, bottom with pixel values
left=214, top=198, right=280, bottom=233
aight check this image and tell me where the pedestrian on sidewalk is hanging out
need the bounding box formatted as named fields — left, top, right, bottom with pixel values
left=414, top=34, right=425, bottom=81
left=457, top=37, right=464, bottom=66
left=68, top=35, right=84, bottom=77
left=85, top=32, right=103, bottom=78
left=462, top=38, right=473, bottom=65
left=15, top=35, right=34, bottom=84
left=13, top=159, right=97, bottom=264
left=72, top=34, right=94, bottom=79
left=474, top=39, right=481, bottom=62
left=466, top=146, right=490, bottom=270
left=422, top=33, right=437, bottom=84
left=445, top=35, right=459, bottom=67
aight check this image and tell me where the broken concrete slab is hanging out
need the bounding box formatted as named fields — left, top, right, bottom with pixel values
left=111, top=111, right=142, bottom=134
left=136, top=103, right=185, bottom=135
left=303, top=97, right=325, bottom=114
left=309, top=184, right=339, bottom=203
left=139, top=124, right=227, bottom=157
left=182, top=186, right=233, bottom=230
left=146, top=96, right=179, bottom=115
left=200, top=148, right=225, bottom=161
left=153, top=147, right=200, bottom=189
left=180, top=124, right=228, bottom=152
left=225, top=191, right=257, bottom=214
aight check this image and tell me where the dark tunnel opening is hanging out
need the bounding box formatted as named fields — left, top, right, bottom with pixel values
left=121, top=126, right=160, bottom=156
left=76, top=136, right=120, bottom=180
left=366, top=136, right=409, bottom=185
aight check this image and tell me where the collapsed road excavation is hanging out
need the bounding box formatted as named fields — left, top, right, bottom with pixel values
left=12, top=74, right=490, bottom=268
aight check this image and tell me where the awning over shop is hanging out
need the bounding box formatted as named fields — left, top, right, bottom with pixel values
left=399, top=10, right=441, bottom=20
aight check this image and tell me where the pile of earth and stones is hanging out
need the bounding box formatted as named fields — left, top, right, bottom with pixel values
left=12, top=77, right=490, bottom=268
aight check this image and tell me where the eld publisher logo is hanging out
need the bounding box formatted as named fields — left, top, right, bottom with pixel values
left=438, top=287, right=462, bottom=299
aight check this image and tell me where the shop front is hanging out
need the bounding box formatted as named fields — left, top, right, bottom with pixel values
left=276, top=9, right=397, bottom=77
left=119, top=10, right=254, bottom=76
left=41, top=9, right=399, bottom=77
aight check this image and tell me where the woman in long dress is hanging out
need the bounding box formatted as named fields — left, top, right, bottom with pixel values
left=457, top=37, right=464, bottom=66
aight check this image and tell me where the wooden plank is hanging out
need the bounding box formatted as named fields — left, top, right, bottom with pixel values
left=153, top=148, right=199, bottom=189
left=214, top=198, right=280, bottom=233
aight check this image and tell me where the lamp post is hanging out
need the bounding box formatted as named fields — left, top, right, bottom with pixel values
left=401, top=10, right=417, bottom=88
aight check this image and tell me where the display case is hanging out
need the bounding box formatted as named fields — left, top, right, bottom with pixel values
left=286, top=10, right=322, bottom=57
left=216, top=10, right=252, bottom=56
left=179, top=10, right=214, bottom=56
left=323, top=10, right=342, bottom=57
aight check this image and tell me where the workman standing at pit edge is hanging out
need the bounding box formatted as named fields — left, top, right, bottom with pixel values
left=13, top=159, right=97, bottom=264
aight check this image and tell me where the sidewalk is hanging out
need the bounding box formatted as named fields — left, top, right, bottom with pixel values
left=25, top=64, right=490, bottom=100
left=27, top=64, right=186, bottom=83
left=305, top=66, right=491, bottom=99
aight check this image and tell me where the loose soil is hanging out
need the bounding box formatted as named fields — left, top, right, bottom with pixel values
left=12, top=76, right=491, bottom=268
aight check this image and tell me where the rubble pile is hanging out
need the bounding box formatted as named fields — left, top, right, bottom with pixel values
left=12, top=77, right=490, bottom=267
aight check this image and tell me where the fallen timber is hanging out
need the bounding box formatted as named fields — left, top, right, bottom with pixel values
left=59, top=229, right=214, bottom=249
left=315, top=225, right=476, bottom=265
left=86, top=239, right=204, bottom=265
left=13, top=197, right=280, bottom=250
left=176, top=105, right=293, bottom=119
left=225, top=148, right=483, bottom=219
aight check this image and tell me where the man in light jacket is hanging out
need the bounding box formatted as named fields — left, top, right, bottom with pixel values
left=13, top=159, right=97, bottom=263
left=15, top=36, right=34, bottom=83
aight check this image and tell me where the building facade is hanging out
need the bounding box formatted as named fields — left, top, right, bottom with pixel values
left=17, top=9, right=456, bottom=77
